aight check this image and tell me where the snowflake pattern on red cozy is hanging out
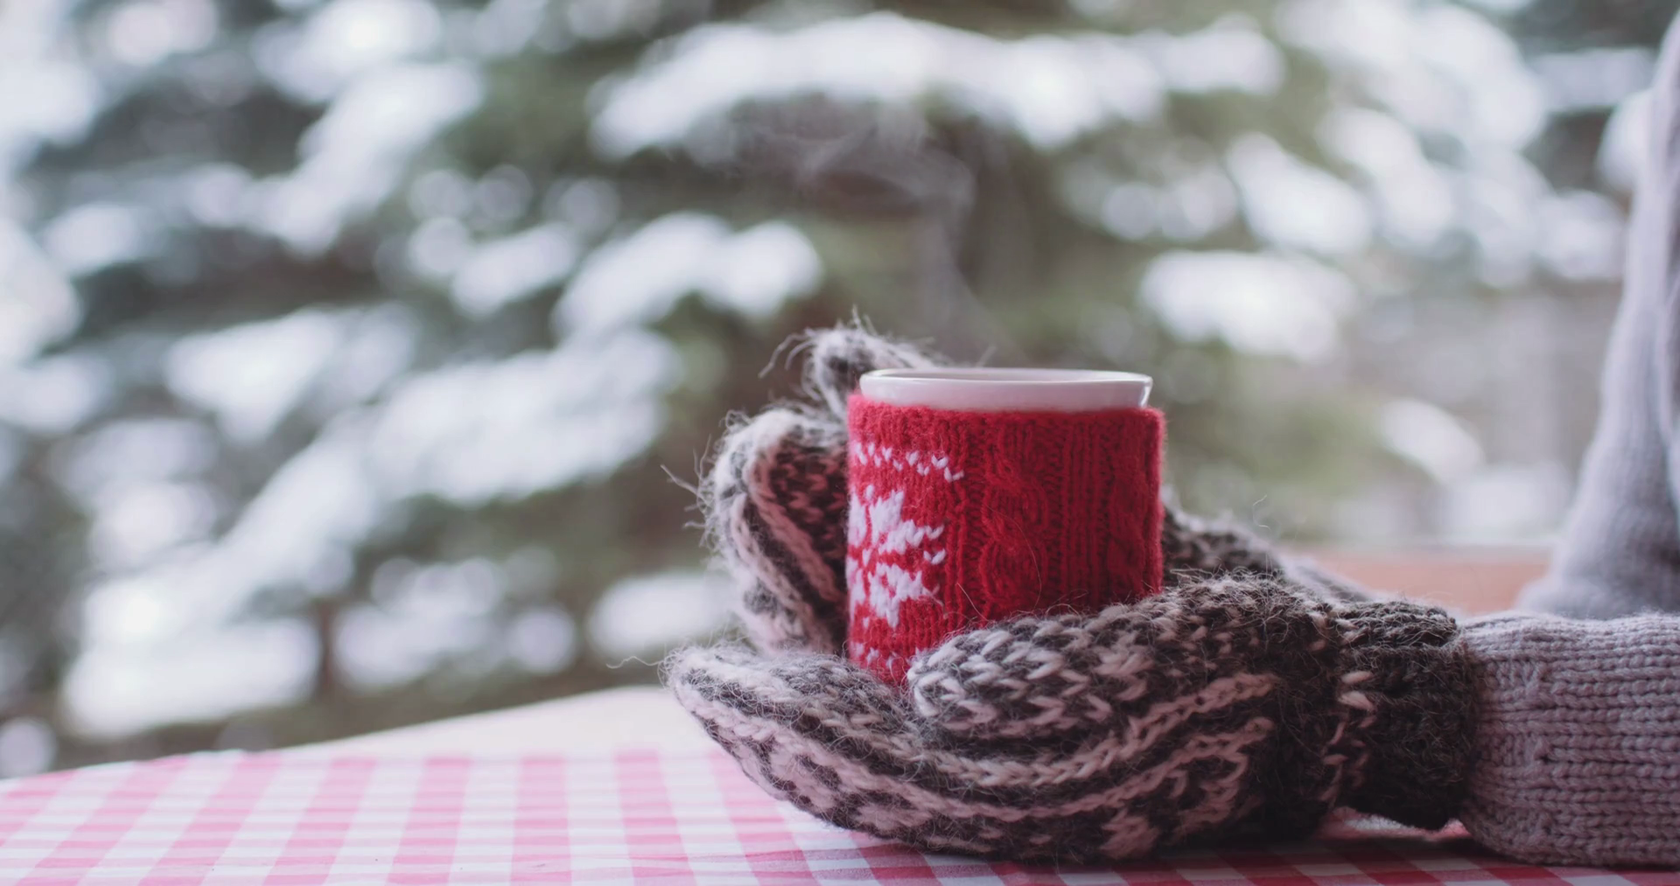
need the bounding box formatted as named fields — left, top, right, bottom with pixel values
left=845, top=440, right=962, bottom=681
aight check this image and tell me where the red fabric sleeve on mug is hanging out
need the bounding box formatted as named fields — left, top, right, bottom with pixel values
left=845, top=394, right=1164, bottom=683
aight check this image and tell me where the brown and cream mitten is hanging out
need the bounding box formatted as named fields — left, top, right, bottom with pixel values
left=669, top=326, right=1680, bottom=867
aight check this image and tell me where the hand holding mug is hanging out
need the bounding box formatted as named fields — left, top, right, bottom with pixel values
left=672, top=326, right=1473, bottom=863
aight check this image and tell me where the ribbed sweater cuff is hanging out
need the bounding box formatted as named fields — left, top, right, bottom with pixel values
left=1460, top=613, right=1680, bottom=866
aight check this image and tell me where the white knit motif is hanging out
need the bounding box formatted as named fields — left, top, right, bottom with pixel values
left=846, top=439, right=960, bottom=665
left=850, top=441, right=965, bottom=481
left=847, top=484, right=946, bottom=628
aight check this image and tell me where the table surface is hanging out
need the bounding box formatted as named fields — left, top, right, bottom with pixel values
left=308, top=685, right=712, bottom=756
left=6, top=744, right=1672, bottom=885
left=13, top=551, right=1667, bottom=885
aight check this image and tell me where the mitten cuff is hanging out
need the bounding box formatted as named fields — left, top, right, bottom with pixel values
left=1336, top=601, right=1477, bottom=830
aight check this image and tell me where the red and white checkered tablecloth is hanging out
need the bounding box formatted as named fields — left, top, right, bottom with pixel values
left=0, top=749, right=1673, bottom=885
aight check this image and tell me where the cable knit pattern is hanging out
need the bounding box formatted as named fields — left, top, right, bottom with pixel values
left=668, top=579, right=1475, bottom=863
left=846, top=395, right=1164, bottom=682
left=1460, top=614, right=1680, bottom=866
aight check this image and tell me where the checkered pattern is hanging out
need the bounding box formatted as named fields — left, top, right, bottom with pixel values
left=0, top=749, right=1671, bottom=885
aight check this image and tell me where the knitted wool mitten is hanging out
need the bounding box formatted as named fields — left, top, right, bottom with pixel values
left=671, top=583, right=1474, bottom=860
left=679, top=327, right=1476, bottom=861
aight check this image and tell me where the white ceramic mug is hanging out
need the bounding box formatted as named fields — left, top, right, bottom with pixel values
left=859, top=367, right=1153, bottom=413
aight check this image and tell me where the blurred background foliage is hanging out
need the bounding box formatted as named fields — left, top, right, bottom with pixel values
left=0, top=0, right=1669, bottom=772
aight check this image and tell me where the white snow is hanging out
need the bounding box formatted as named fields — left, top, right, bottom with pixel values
left=1530, top=47, right=1654, bottom=114
left=702, top=221, right=823, bottom=318
left=365, top=329, right=678, bottom=503
left=315, top=304, right=420, bottom=408
left=506, top=607, right=578, bottom=674
left=0, top=352, right=109, bottom=433
left=470, top=0, right=548, bottom=58
left=70, top=327, right=679, bottom=725
left=0, top=0, right=99, bottom=177
left=1277, top=0, right=1545, bottom=149
left=407, top=217, right=473, bottom=278
left=592, top=13, right=1285, bottom=156
left=556, top=214, right=821, bottom=335
left=1135, top=20, right=1284, bottom=96
left=41, top=203, right=150, bottom=276
left=1598, top=89, right=1651, bottom=194
left=560, top=214, right=730, bottom=332
left=587, top=571, right=733, bottom=661
left=336, top=558, right=503, bottom=689
left=1227, top=134, right=1373, bottom=255
left=1536, top=191, right=1624, bottom=281
left=1318, top=108, right=1453, bottom=247
left=87, top=481, right=219, bottom=570
left=164, top=304, right=417, bottom=440
left=335, top=559, right=577, bottom=687
left=1379, top=399, right=1484, bottom=484
left=1099, top=167, right=1240, bottom=242
left=58, top=419, right=216, bottom=502
left=254, top=0, right=441, bottom=102
left=0, top=221, right=79, bottom=365
left=1140, top=251, right=1356, bottom=362
left=450, top=223, right=580, bottom=317
left=0, top=718, right=57, bottom=777
left=181, top=163, right=254, bottom=227
left=166, top=308, right=349, bottom=441
left=1461, top=152, right=1553, bottom=286
left=63, top=619, right=318, bottom=738
left=102, top=0, right=218, bottom=68
left=224, top=419, right=381, bottom=588
left=1442, top=462, right=1569, bottom=541
left=257, top=63, right=482, bottom=254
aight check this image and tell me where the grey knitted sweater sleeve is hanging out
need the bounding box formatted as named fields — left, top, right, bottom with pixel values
left=1518, top=16, right=1680, bottom=616
left=1461, top=17, right=1680, bottom=864
left=1461, top=614, right=1680, bottom=865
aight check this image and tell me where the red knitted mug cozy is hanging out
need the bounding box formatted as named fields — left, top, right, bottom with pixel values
left=845, top=394, right=1165, bottom=683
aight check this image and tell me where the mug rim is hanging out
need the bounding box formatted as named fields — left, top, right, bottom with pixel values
left=859, top=367, right=1153, bottom=412
left=862, top=367, right=1152, bottom=386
